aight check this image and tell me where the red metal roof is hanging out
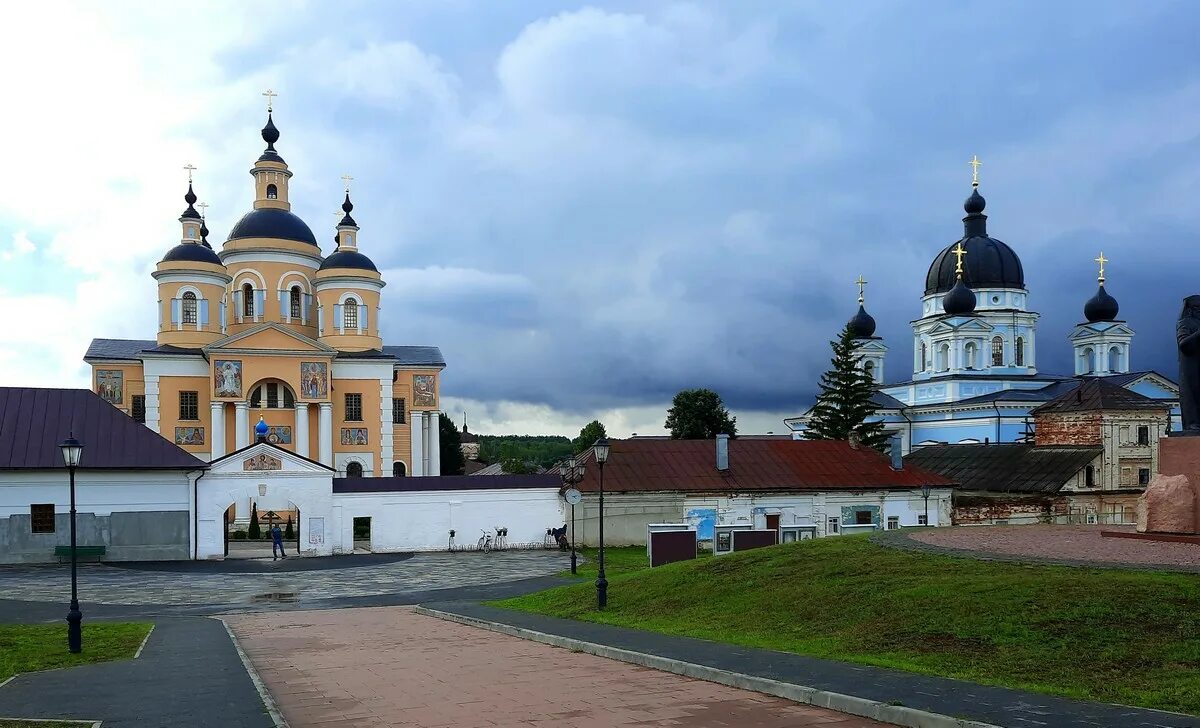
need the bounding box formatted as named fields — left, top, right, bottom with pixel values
left=573, top=438, right=955, bottom=493
left=0, top=387, right=206, bottom=470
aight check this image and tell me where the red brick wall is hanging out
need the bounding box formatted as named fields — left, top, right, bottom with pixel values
left=1034, top=412, right=1102, bottom=446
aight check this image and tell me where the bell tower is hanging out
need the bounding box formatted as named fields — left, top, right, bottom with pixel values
left=1071, top=253, right=1133, bottom=375
left=251, top=90, right=293, bottom=211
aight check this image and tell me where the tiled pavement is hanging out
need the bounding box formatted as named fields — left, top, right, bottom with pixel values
left=227, top=606, right=888, bottom=728
left=0, top=550, right=570, bottom=606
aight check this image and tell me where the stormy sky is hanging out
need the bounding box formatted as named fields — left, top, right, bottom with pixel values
left=0, top=1, right=1197, bottom=436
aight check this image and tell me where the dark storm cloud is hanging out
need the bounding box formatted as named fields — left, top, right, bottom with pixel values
left=198, top=1, right=1200, bottom=421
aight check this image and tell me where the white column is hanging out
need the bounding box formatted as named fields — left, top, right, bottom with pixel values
left=410, top=412, right=425, bottom=476
left=380, top=381, right=394, bottom=477
left=210, top=401, right=225, bottom=460
left=295, top=403, right=310, bottom=458
left=144, top=375, right=161, bottom=435
left=318, top=402, right=333, bottom=466
left=234, top=401, right=250, bottom=449
left=428, top=410, right=441, bottom=476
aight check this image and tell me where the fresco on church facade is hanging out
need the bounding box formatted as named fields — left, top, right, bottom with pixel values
left=300, top=362, right=328, bottom=399
left=266, top=426, right=292, bottom=445
left=341, top=428, right=369, bottom=446
left=243, top=453, right=282, bottom=471
left=175, top=426, right=205, bottom=446
left=214, top=359, right=243, bottom=398
left=413, top=374, right=436, bottom=407
left=96, top=369, right=123, bottom=405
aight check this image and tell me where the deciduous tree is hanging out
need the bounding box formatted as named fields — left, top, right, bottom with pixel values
left=665, top=388, right=737, bottom=439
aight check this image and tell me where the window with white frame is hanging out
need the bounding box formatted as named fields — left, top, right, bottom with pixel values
left=182, top=291, right=198, bottom=324
left=290, top=286, right=302, bottom=319
left=964, top=341, right=977, bottom=369
left=917, top=514, right=928, bottom=526
left=886, top=516, right=900, bottom=530
left=1015, top=336, right=1025, bottom=366
left=343, top=299, right=358, bottom=330
left=242, top=283, right=255, bottom=317
left=991, top=336, right=1004, bottom=366
left=920, top=341, right=927, bottom=371
left=827, top=516, right=840, bottom=534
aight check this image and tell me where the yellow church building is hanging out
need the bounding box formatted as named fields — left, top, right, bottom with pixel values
left=84, top=106, right=445, bottom=481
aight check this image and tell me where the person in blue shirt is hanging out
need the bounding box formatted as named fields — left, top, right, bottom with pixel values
left=271, top=523, right=286, bottom=560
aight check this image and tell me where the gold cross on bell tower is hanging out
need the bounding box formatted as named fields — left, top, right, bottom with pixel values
left=262, top=88, right=278, bottom=112
left=1095, top=251, right=1108, bottom=283
left=341, top=174, right=354, bottom=193
left=183, top=163, right=197, bottom=182
left=952, top=241, right=968, bottom=277
left=855, top=275, right=867, bottom=304
left=969, top=155, right=982, bottom=188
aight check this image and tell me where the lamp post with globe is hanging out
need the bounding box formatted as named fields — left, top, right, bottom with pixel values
left=558, top=456, right=585, bottom=574
left=59, top=434, right=84, bottom=653
left=593, top=438, right=611, bottom=609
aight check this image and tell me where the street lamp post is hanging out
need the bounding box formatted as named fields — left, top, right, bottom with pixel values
left=59, top=434, right=84, bottom=654
left=558, top=457, right=585, bottom=575
left=920, top=484, right=932, bottom=527
left=593, top=438, right=610, bottom=610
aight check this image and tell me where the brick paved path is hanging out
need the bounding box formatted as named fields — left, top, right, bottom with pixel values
left=0, top=551, right=569, bottom=606
left=227, top=607, right=888, bottom=728
left=877, top=525, right=1200, bottom=572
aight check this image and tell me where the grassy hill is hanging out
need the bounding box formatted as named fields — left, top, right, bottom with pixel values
left=496, top=536, right=1200, bottom=715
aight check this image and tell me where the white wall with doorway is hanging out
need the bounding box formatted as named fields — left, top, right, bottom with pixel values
left=331, top=487, right=563, bottom=553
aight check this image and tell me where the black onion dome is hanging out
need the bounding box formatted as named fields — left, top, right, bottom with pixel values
left=319, top=250, right=378, bottom=272
left=258, top=112, right=285, bottom=163
left=181, top=183, right=201, bottom=220
left=1084, top=284, right=1119, bottom=322
left=943, top=278, right=977, bottom=315
left=339, top=193, right=357, bottom=227
left=200, top=219, right=212, bottom=249
left=924, top=188, right=1025, bottom=295
left=847, top=304, right=876, bottom=338
left=227, top=208, right=318, bottom=246
left=162, top=242, right=222, bottom=265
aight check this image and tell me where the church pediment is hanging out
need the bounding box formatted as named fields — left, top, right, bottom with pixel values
left=208, top=441, right=334, bottom=474
left=1069, top=321, right=1135, bottom=339
left=927, top=318, right=994, bottom=335
left=205, top=323, right=336, bottom=355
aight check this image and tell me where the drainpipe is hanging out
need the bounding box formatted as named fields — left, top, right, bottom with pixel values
left=899, top=407, right=913, bottom=454
left=992, top=402, right=1002, bottom=443
left=191, top=469, right=207, bottom=560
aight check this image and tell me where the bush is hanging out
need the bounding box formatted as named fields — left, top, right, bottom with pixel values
left=232, top=530, right=248, bottom=540
left=248, top=506, right=261, bottom=540
left=284, top=516, right=293, bottom=540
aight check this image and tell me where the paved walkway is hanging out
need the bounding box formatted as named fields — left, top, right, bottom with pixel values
left=227, top=606, right=887, bottom=728
left=426, top=602, right=1200, bottom=728
left=0, top=550, right=570, bottom=606
left=0, top=617, right=272, bottom=728
left=874, top=526, right=1200, bottom=573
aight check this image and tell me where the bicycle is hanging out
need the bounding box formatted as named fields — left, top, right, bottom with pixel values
left=477, top=529, right=492, bottom=553
left=493, top=527, right=508, bottom=551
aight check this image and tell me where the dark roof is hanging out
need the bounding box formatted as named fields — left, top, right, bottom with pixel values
left=319, top=250, right=378, bottom=272
left=0, top=387, right=206, bottom=470
left=1103, top=370, right=1178, bottom=390
left=571, top=438, right=954, bottom=494
left=161, top=242, right=223, bottom=265
left=227, top=208, right=318, bottom=246
left=84, top=339, right=201, bottom=360
left=925, top=188, right=1025, bottom=295
left=905, top=443, right=1100, bottom=494
left=380, top=346, right=447, bottom=366
left=1031, top=377, right=1169, bottom=415
left=333, top=473, right=560, bottom=493
left=869, top=391, right=906, bottom=410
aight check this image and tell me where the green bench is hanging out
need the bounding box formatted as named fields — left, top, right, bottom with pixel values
left=54, top=545, right=105, bottom=563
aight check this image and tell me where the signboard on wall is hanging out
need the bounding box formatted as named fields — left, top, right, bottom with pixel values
left=684, top=508, right=717, bottom=541
left=308, top=517, right=324, bottom=545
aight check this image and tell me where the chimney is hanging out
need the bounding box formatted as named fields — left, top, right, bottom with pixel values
left=848, top=431, right=862, bottom=449
left=716, top=434, right=730, bottom=471
left=889, top=434, right=903, bottom=469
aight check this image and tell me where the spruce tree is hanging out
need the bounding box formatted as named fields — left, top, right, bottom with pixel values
left=805, top=324, right=890, bottom=451
left=284, top=516, right=293, bottom=540
left=248, top=503, right=261, bottom=540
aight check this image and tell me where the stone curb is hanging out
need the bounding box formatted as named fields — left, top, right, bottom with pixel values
left=414, top=606, right=998, bottom=728
left=216, top=617, right=289, bottom=728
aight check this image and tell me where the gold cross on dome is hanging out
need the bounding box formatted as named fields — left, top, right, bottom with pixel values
left=262, top=88, right=278, bottom=112
left=1095, top=251, right=1108, bottom=283
left=969, top=155, right=982, bottom=187
left=952, top=241, right=968, bottom=277
left=855, top=275, right=867, bottom=303
left=183, top=163, right=197, bottom=182
left=198, top=202, right=209, bottom=218
left=341, top=174, right=354, bottom=193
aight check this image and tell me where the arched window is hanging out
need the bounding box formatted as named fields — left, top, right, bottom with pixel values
left=1015, top=337, right=1025, bottom=367
left=863, top=360, right=875, bottom=381
left=242, top=283, right=255, bottom=317
left=343, top=299, right=358, bottom=329
left=991, top=336, right=1004, bottom=367
left=920, top=341, right=928, bottom=371
left=289, top=286, right=302, bottom=319
left=1084, top=347, right=1095, bottom=374
left=249, top=381, right=295, bottom=409
left=392, top=461, right=406, bottom=477
left=964, top=342, right=977, bottom=369
left=1085, top=464, right=1095, bottom=488
left=181, top=291, right=198, bottom=325
left=1108, top=346, right=1121, bottom=372
left=938, top=343, right=950, bottom=372
left=345, top=461, right=363, bottom=478
left=266, top=183, right=278, bottom=199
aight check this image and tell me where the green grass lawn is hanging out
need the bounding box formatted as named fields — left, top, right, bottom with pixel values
left=497, top=535, right=1200, bottom=715
left=562, top=545, right=658, bottom=579
left=0, top=623, right=153, bottom=682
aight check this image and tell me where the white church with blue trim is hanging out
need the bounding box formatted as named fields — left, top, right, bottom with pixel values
left=786, top=168, right=1179, bottom=453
